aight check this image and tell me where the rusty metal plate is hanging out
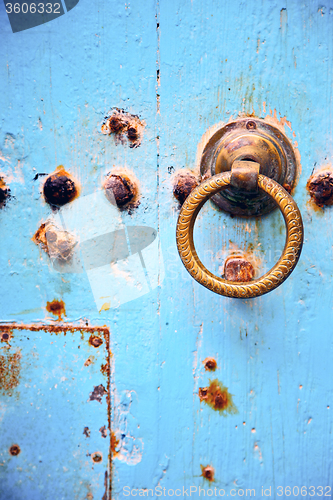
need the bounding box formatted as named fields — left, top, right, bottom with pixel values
left=0, top=325, right=111, bottom=500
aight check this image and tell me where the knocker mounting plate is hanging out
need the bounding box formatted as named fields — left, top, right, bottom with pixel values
left=200, top=118, right=297, bottom=216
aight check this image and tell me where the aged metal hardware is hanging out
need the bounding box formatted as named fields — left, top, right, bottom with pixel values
left=176, top=163, right=303, bottom=298
left=200, top=118, right=297, bottom=216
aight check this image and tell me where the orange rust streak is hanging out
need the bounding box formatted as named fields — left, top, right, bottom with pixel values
left=111, top=432, right=119, bottom=457
left=0, top=323, right=110, bottom=335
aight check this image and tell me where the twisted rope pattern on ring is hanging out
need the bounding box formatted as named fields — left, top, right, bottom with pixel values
left=176, top=173, right=303, bottom=298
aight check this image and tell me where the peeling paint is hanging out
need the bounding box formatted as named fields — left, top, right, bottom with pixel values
left=88, top=384, right=107, bottom=404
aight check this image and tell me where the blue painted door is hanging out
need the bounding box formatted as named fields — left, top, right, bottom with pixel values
left=0, top=1, right=332, bottom=499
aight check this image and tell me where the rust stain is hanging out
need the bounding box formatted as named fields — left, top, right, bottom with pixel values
left=198, top=379, right=238, bottom=415
left=89, top=384, right=107, bottom=404
left=84, top=357, right=93, bottom=367
left=203, top=358, right=217, bottom=371
left=173, top=171, right=198, bottom=206
left=101, top=108, right=145, bottom=148
left=83, top=427, right=90, bottom=438
left=9, top=444, right=21, bottom=456
left=200, top=465, right=215, bottom=482
left=91, top=451, right=103, bottom=463
left=89, top=335, right=103, bottom=348
left=224, top=255, right=255, bottom=282
left=46, top=299, right=66, bottom=321
left=0, top=351, right=21, bottom=395
left=0, top=177, right=11, bottom=209
left=111, top=432, right=119, bottom=456
left=43, top=166, right=79, bottom=207
left=101, top=362, right=109, bottom=377
left=307, top=167, right=333, bottom=207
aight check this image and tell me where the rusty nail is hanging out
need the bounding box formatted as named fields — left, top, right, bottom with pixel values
left=201, top=465, right=215, bottom=482
left=9, top=445, right=21, bottom=456
left=198, top=387, right=208, bottom=399
left=89, top=335, right=103, bottom=348
left=91, top=452, right=103, bottom=463
left=307, top=169, right=333, bottom=206
left=246, top=120, right=256, bottom=130
left=0, top=178, right=10, bottom=209
left=43, top=168, right=77, bottom=207
left=204, top=358, right=217, bottom=371
left=1, top=333, right=9, bottom=340
left=104, top=174, right=136, bottom=208
left=224, top=256, right=255, bottom=282
left=173, top=173, right=198, bottom=206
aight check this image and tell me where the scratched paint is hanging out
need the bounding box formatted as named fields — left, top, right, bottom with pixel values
left=1, top=0, right=333, bottom=498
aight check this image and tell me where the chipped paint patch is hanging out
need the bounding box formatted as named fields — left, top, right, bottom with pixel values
left=88, top=384, right=107, bottom=404
left=112, top=391, right=144, bottom=465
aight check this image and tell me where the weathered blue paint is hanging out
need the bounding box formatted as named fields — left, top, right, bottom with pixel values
left=1, top=0, right=333, bottom=498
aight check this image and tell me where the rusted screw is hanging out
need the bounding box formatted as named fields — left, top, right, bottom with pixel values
left=127, top=127, right=138, bottom=141
left=89, top=335, right=103, bottom=348
left=43, top=168, right=77, bottom=207
left=224, top=255, right=255, bottom=282
left=104, top=174, right=136, bottom=208
left=246, top=120, right=256, bottom=130
left=307, top=169, right=333, bottom=206
left=91, top=452, right=103, bottom=463
left=173, top=173, right=198, bottom=206
left=201, top=465, right=215, bottom=482
left=204, top=358, right=217, bottom=371
left=9, top=444, right=21, bottom=456
left=1, top=333, right=9, bottom=340
left=198, top=387, right=208, bottom=400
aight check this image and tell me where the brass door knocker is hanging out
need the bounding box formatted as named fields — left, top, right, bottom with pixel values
left=176, top=119, right=304, bottom=298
